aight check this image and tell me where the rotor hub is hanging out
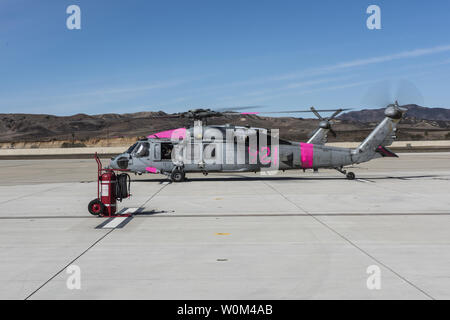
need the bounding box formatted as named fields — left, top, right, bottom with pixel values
left=384, top=105, right=404, bottom=119
left=319, top=120, right=331, bottom=129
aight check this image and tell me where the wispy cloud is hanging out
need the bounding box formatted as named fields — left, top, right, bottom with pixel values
left=267, top=44, right=450, bottom=82
left=285, top=76, right=354, bottom=89
left=162, top=44, right=450, bottom=103
left=65, top=79, right=188, bottom=98
left=70, top=45, right=450, bottom=111
left=0, top=78, right=191, bottom=112
left=318, top=44, right=450, bottom=71
left=236, top=75, right=355, bottom=99
left=219, top=80, right=375, bottom=106
left=215, top=67, right=440, bottom=107
left=157, top=45, right=450, bottom=107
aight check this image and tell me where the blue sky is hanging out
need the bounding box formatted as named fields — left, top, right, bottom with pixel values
left=1, top=0, right=450, bottom=116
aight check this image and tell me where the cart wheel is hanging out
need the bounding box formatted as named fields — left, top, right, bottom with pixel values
left=88, top=199, right=105, bottom=216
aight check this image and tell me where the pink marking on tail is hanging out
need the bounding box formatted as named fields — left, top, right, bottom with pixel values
left=300, top=143, right=314, bottom=168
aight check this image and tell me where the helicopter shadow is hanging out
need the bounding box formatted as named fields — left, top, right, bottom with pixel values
left=131, top=174, right=441, bottom=183
left=134, top=209, right=175, bottom=216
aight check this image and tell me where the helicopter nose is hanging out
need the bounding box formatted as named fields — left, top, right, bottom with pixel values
left=108, top=157, right=118, bottom=169
left=109, top=154, right=130, bottom=169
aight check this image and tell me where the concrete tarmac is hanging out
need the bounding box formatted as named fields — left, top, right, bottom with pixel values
left=0, top=153, right=449, bottom=299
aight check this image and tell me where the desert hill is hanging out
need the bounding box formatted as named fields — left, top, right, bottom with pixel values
left=1, top=106, right=449, bottom=148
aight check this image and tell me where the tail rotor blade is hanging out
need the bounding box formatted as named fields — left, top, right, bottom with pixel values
left=395, top=79, right=425, bottom=106
left=361, top=79, right=424, bottom=108
left=360, top=80, right=393, bottom=108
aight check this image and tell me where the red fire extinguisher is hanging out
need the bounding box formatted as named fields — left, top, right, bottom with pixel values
left=100, top=171, right=117, bottom=216
left=89, top=153, right=131, bottom=217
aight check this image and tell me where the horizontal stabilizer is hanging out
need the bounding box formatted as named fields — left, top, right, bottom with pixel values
left=376, top=145, right=398, bottom=158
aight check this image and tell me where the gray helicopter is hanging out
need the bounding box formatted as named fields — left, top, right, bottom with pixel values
left=109, top=103, right=404, bottom=182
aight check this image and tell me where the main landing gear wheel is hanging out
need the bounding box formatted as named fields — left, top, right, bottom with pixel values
left=170, top=169, right=186, bottom=182
left=346, top=172, right=356, bottom=180
left=88, top=199, right=105, bottom=216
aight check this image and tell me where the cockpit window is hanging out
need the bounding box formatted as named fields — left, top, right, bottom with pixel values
left=134, top=142, right=150, bottom=158
left=126, top=143, right=138, bottom=154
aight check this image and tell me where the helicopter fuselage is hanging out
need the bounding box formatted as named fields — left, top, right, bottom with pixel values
left=108, top=104, right=403, bottom=181
left=109, top=124, right=356, bottom=177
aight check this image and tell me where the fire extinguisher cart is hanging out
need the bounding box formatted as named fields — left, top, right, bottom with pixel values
left=88, top=153, right=132, bottom=217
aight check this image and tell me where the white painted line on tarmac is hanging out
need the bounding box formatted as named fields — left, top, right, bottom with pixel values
left=102, top=217, right=129, bottom=229
left=96, top=208, right=139, bottom=229
left=122, top=207, right=139, bottom=215
left=357, top=178, right=375, bottom=183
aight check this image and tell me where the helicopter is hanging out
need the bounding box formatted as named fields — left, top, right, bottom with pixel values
left=108, top=103, right=405, bottom=182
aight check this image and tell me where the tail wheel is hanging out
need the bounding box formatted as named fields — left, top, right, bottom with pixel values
left=170, top=169, right=185, bottom=182
left=88, top=199, right=105, bottom=216
left=346, top=172, right=356, bottom=180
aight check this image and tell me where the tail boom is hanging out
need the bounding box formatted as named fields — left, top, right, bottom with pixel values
left=351, top=105, right=403, bottom=164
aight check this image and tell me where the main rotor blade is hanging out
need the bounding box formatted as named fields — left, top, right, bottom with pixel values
left=328, top=108, right=343, bottom=120
left=236, top=108, right=351, bottom=114
left=329, top=128, right=337, bottom=138
left=146, top=114, right=183, bottom=118
left=214, top=106, right=264, bottom=112
left=310, top=106, right=323, bottom=120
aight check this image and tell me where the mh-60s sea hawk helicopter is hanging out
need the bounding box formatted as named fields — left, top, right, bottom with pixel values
left=109, top=103, right=404, bottom=182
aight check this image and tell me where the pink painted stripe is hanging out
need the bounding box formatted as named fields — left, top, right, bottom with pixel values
left=148, top=127, right=186, bottom=139
left=300, top=143, right=314, bottom=168
left=146, top=167, right=159, bottom=174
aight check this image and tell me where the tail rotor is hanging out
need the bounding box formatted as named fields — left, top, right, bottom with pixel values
left=361, top=79, right=425, bottom=110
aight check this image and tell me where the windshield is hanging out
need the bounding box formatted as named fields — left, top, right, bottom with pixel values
left=134, top=142, right=150, bottom=157
left=126, top=142, right=138, bottom=154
